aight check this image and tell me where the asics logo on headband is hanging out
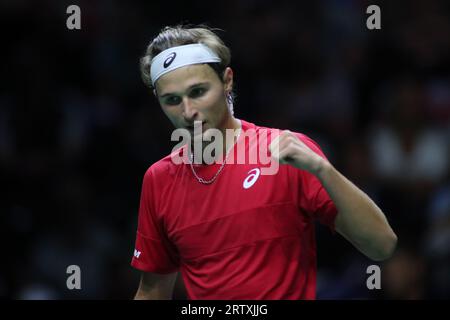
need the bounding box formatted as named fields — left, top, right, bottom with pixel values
left=150, top=43, right=221, bottom=86
left=163, top=53, right=176, bottom=68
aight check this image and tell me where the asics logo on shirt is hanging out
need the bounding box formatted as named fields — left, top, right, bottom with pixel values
left=134, top=249, right=141, bottom=258
left=243, top=168, right=261, bottom=189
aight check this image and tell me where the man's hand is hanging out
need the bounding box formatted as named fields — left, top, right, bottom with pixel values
left=269, top=130, right=327, bottom=175
left=269, top=130, right=397, bottom=261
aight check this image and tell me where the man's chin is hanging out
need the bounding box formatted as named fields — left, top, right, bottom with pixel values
left=201, top=127, right=222, bottom=141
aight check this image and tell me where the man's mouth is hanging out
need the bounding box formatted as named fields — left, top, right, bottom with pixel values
left=186, top=121, right=206, bottom=131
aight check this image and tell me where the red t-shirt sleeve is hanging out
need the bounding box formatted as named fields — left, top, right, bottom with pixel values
left=294, top=134, right=338, bottom=231
left=131, top=167, right=180, bottom=274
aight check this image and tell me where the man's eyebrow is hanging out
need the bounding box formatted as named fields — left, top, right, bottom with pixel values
left=160, top=82, right=209, bottom=98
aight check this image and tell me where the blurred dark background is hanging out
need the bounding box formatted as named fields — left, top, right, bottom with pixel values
left=0, top=0, right=449, bottom=299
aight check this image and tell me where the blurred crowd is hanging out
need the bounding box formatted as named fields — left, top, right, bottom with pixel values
left=0, top=0, right=449, bottom=299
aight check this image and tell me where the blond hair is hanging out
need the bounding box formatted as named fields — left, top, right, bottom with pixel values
left=140, top=25, right=231, bottom=89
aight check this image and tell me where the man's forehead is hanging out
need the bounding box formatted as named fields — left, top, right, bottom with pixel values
left=156, top=64, right=215, bottom=93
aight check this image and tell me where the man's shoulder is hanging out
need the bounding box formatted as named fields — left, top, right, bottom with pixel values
left=144, top=147, right=185, bottom=181
left=245, top=119, right=326, bottom=160
left=245, top=120, right=316, bottom=144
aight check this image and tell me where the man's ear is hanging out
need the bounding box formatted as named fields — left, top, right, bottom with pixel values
left=153, top=88, right=157, bottom=97
left=223, top=67, right=233, bottom=92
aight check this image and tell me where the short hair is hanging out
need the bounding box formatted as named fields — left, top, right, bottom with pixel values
left=140, top=25, right=231, bottom=89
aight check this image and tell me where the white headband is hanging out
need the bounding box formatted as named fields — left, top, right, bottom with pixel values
left=150, top=43, right=221, bottom=87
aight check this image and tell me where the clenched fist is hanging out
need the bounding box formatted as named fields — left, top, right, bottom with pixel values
left=269, top=130, right=328, bottom=176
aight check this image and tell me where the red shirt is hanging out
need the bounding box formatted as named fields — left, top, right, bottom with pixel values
left=131, top=120, right=338, bottom=299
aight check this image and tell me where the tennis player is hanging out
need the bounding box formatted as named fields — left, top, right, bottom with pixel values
left=131, top=25, right=397, bottom=300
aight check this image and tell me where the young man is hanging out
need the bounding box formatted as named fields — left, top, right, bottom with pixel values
left=131, top=25, right=397, bottom=299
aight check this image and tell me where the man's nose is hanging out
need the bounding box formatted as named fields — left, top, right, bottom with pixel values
left=182, top=97, right=198, bottom=122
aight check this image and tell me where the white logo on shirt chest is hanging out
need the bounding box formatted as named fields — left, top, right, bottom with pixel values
left=243, top=168, right=261, bottom=189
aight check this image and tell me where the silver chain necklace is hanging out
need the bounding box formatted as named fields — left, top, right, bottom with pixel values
left=189, top=123, right=242, bottom=185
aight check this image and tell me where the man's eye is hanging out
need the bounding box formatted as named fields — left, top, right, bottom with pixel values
left=165, top=96, right=181, bottom=105
left=190, top=88, right=206, bottom=98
